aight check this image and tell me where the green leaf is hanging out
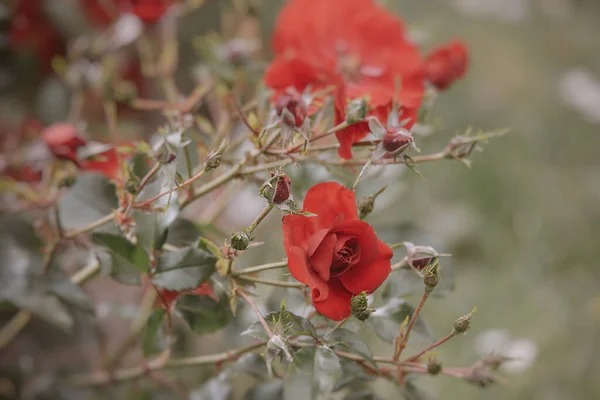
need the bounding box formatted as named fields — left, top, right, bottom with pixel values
left=58, top=173, right=118, bottom=234
left=142, top=308, right=169, bottom=356
left=334, top=358, right=374, bottom=392
left=48, top=264, right=94, bottom=313
left=323, top=328, right=376, bottom=369
left=367, top=298, right=433, bottom=344
left=242, top=309, right=317, bottom=340
left=166, top=217, right=202, bottom=247
left=93, top=233, right=150, bottom=285
left=243, top=381, right=283, bottom=400
left=190, top=377, right=232, bottom=400
left=283, top=346, right=342, bottom=400
left=175, top=295, right=231, bottom=334
left=134, top=163, right=180, bottom=252
left=0, top=214, right=74, bottom=331
left=225, top=353, right=269, bottom=380
left=151, top=242, right=217, bottom=291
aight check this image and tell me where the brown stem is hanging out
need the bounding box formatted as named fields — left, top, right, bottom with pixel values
left=235, top=275, right=304, bottom=289
left=395, top=291, right=430, bottom=361
left=405, top=331, right=457, bottom=363
left=236, top=288, right=272, bottom=337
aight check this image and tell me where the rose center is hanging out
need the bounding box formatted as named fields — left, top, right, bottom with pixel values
left=330, top=237, right=360, bottom=276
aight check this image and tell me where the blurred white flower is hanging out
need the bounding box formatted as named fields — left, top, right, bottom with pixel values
left=558, top=68, right=600, bottom=124
left=453, top=0, right=530, bottom=22
left=109, top=13, right=144, bottom=50
left=475, top=329, right=538, bottom=373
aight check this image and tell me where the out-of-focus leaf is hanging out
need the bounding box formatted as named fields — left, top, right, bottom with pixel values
left=226, top=353, right=269, bottom=380
left=323, top=328, right=376, bottom=368
left=0, top=214, right=74, bottom=331
left=57, top=173, right=118, bottom=234
left=190, top=377, right=232, bottom=400
left=283, top=346, right=342, bottom=400
left=48, top=264, right=94, bottom=313
left=151, top=241, right=217, bottom=291
left=142, top=308, right=169, bottom=356
left=175, top=295, right=231, bottom=334
left=404, top=380, right=432, bottom=400
left=93, top=233, right=150, bottom=285
left=333, top=358, right=374, bottom=392
left=243, top=381, right=283, bottom=400
left=367, top=298, right=433, bottom=344
left=242, top=309, right=317, bottom=340
left=134, top=163, right=179, bottom=252
left=166, top=217, right=202, bottom=247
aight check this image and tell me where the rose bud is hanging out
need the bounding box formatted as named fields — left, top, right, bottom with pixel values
left=231, top=231, right=251, bottom=251
left=350, top=291, right=372, bottom=321
left=275, top=87, right=307, bottom=128
left=282, top=182, right=393, bottom=321
left=453, top=307, right=477, bottom=334
left=423, top=258, right=440, bottom=293
left=345, top=97, right=369, bottom=124
left=427, top=355, right=442, bottom=375
left=424, top=40, right=469, bottom=91
left=272, top=173, right=292, bottom=204
left=382, top=129, right=413, bottom=154
left=40, top=122, right=87, bottom=163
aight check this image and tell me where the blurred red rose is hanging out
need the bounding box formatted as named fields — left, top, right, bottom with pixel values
left=10, top=0, right=65, bottom=74
left=282, top=182, right=393, bottom=320
left=84, top=0, right=176, bottom=26
left=265, top=0, right=425, bottom=159
left=40, top=123, right=87, bottom=164
left=157, top=283, right=217, bottom=309
left=423, top=40, right=469, bottom=90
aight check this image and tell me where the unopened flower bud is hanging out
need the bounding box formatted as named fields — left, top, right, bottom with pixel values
left=357, top=196, right=374, bottom=220
left=427, top=356, right=442, bottom=375
left=125, top=179, right=139, bottom=194
left=423, top=258, right=440, bottom=293
left=275, top=88, right=307, bottom=127
left=382, top=129, right=413, bottom=153
left=204, top=141, right=228, bottom=171
left=59, top=174, right=77, bottom=188
left=351, top=291, right=372, bottom=321
left=453, top=307, right=477, bottom=334
left=272, top=174, right=292, bottom=204
left=482, top=354, right=512, bottom=371
left=230, top=231, right=250, bottom=251
left=345, top=97, right=369, bottom=124
left=357, top=185, right=387, bottom=220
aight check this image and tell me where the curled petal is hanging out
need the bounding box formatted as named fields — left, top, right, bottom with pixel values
left=313, top=279, right=353, bottom=321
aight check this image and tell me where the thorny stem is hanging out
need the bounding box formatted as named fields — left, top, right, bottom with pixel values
left=236, top=288, right=272, bottom=337
left=405, top=331, right=457, bottom=363
left=125, top=162, right=162, bottom=215
left=63, top=211, right=119, bottom=239
left=136, top=167, right=206, bottom=207
left=395, top=291, right=430, bottom=385
left=246, top=203, right=274, bottom=234
left=231, top=260, right=288, bottom=276
left=67, top=341, right=268, bottom=386
left=235, top=275, right=304, bottom=289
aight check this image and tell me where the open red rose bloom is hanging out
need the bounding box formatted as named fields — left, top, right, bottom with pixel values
left=282, top=182, right=393, bottom=320
left=265, top=0, right=426, bottom=159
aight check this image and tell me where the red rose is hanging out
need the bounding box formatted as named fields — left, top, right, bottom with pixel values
left=40, top=123, right=87, bottom=163
left=156, top=283, right=217, bottom=309
left=84, top=0, right=175, bottom=26
left=275, top=87, right=308, bottom=128
left=79, top=147, right=123, bottom=181
left=265, top=0, right=425, bottom=159
left=282, top=182, right=393, bottom=320
left=423, top=40, right=469, bottom=91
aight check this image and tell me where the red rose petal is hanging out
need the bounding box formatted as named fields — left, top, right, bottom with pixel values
left=287, top=246, right=328, bottom=301
left=303, top=182, right=358, bottom=228
left=339, top=240, right=392, bottom=294
left=313, top=278, right=353, bottom=321
left=307, top=231, right=337, bottom=281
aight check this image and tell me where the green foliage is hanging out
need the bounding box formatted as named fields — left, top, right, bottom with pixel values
left=283, top=346, right=342, bottom=400
left=367, top=298, right=433, bottom=344
left=324, top=328, right=376, bottom=369
left=93, top=233, right=150, bottom=285
left=175, top=295, right=232, bottom=334
left=242, top=309, right=317, bottom=341
left=151, top=241, right=217, bottom=291
left=57, top=173, right=119, bottom=234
